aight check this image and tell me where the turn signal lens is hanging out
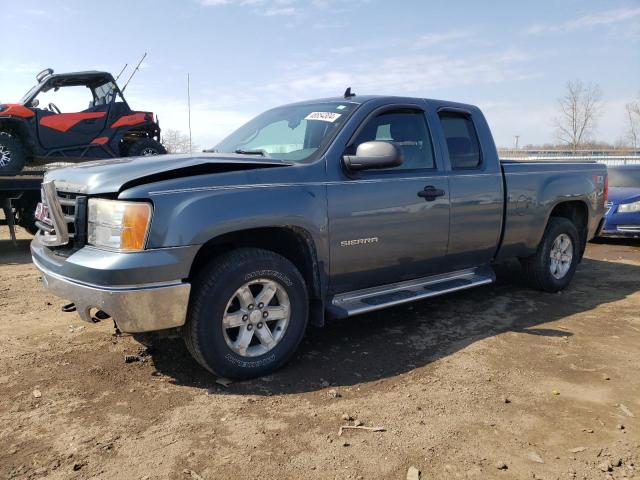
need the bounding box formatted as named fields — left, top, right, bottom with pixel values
left=121, top=203, right=153, bottom=250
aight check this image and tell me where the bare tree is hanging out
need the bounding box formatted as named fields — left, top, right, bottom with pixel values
left=625, top=98, right=640, bottom=149
left=554, top=80, right=603, bottom=151
left=161, top=129, right=198, bottom=154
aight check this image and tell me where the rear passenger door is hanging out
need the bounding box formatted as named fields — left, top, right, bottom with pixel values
left=435, top=108, right=503, bottom=270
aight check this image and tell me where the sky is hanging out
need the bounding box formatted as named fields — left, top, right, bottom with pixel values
left=0, top=0, right=638, bottom=149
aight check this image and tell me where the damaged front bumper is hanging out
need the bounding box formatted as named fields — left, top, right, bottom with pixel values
left=33, top=258, right=190, bottom=332
left=31, top=237, right=196, bottom=333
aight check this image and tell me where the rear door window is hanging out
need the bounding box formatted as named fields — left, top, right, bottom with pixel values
left=438, top=112, right=481, bottom=169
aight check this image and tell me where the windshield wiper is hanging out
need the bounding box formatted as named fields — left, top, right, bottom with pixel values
left=235, top=148, right=269, bottom=157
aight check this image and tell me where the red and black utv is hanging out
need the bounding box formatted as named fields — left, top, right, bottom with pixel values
left=0, top=68, right=166, bottom=174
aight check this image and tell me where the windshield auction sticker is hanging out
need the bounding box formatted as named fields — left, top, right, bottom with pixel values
left=305, top=112, right=342, bottom=122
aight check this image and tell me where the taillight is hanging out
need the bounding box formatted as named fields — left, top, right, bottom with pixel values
left=604, top=175, right=608, bottom=203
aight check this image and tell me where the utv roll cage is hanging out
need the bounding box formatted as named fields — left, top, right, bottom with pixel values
left=21, top=70, right=130, bottom=111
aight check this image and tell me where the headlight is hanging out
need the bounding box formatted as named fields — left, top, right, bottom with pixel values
left=88, top=198, right=152, bottom=251
left=618, top=200, right=640, bottom=213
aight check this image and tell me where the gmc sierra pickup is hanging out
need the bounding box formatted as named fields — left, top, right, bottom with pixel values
left=31, top=94, right=607, bottom=379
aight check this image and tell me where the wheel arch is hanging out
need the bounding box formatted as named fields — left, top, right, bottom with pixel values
left=0, top=117, right=36, bottom=156
left=113, top=123, right=162, bottom=153
left=546, top=200, right=589, bottom=259
left=189, top=226, right=326, bottom=326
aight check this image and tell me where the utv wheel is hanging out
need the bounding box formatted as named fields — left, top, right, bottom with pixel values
left=520, top=217, right=580, bottom=293
left=183, top=248, right=309, bottom=380
left=126, top=138, right=167, bottom=157
left=0, top=132, right=26, bottom=174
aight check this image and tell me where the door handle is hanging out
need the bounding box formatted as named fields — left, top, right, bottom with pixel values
left=417, top=185, right=445, bottom=201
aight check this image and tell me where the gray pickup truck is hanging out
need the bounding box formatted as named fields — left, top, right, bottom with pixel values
left=31, top=94, right=607, bottom=379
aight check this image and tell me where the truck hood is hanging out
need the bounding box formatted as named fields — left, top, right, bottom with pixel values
left=44, top=153, right=293, bottom=195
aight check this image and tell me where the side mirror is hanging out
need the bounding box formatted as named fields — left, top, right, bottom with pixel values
left=30, top=99, right=40, bottom=108
left=343, top=141, right=403, bottom=171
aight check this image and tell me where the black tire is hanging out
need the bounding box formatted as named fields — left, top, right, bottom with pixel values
left=126, top=138, right=167, bottom=157
left=183, top=248, right=309, bottom=379
left=15, top=205, right=39, bottom=235
left=0, top=131, right=26, bottom=174
left=520, top=217, right=580, bottom=293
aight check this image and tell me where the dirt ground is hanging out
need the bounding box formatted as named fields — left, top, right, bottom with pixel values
left=1, top=224, right=638, bottom=480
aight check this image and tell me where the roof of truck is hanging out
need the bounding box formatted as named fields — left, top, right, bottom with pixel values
left=609, top=164, right=640, bottom=170
left=285, top=95, right=478, bottom=111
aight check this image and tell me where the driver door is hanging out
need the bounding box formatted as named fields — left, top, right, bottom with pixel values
left=35, top=86, right=108, bottom=150
left=327, top=107, right=451, bottom=293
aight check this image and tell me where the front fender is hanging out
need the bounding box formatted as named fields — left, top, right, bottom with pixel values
left=143, top=183, right=329, bottom=260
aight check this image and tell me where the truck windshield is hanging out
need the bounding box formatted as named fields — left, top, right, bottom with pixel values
left=213, top=102, right=358, bottom=161
left=609, top=169, right=640, bottom=188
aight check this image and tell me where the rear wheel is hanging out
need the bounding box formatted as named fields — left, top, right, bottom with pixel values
left=183, top=248, right=309, bottom=379
left=126, top=138, right=167, bottom=157
left=0, top=132, right=26, bottom=174
left=521, top=217, right=580, bottom=292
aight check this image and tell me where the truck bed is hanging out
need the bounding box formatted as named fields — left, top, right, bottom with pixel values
left=497, top=160, right=607, bottom=260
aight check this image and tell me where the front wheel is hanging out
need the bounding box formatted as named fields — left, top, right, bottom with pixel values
left=183, top=248, right=309, bottom=379
left=0, top=132, right=26, bottom=174
left=520, top=217, right=580, bottom=292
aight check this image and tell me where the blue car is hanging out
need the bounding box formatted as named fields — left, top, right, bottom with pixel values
left=601, top=165, right=640, bottom=238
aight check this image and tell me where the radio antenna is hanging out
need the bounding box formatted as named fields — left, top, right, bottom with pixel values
left=115, top=63, right=128, bottom=82
left=187, top=73, right=193, bottom=153
left=122, top=52, right=147, bottom=92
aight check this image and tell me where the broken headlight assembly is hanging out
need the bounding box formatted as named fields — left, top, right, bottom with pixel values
left=87, top=198, right=152, bottom=252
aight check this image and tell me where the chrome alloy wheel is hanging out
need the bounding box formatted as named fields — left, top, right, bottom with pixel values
left=141, top=147, right=159, bottom=156
left=222, top=278, right=291, bottom=357
left=0, top=144, right=11, bottom=167
left=549, top=233, right=573, bottom=280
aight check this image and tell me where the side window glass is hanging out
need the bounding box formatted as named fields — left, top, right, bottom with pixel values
left=92, top=82, right=118, bottom=106
left=352, top=109, right=435, bottom=170
left=437, top=112, right=481, bottom=169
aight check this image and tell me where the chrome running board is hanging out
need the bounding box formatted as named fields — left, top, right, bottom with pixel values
left=329, top=265, right=495, bottom=318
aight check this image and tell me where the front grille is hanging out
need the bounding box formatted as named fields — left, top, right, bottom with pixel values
left=57, top=191, right=78, bottom=239
left=37, top=189, right=87, bottom=250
